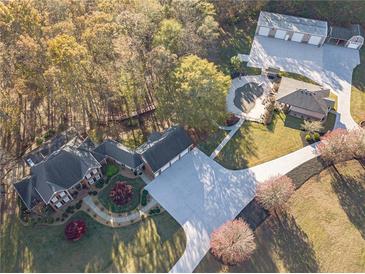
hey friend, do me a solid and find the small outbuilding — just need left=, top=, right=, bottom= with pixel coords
left=327, top=24, right=364, bottom=49
left=256, top=11, right=328, bottom=46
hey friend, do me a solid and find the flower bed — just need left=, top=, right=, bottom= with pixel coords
left=98, top=174, right=145, bottom=213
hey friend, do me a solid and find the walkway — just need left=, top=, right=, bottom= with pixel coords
left=146, top=145, right=318, bottom=273
left=83, top=195, right=158, bottom=226
left=145, top=35, right=361, bottom=273
left=210, top=117, right=244, bottom=159
left=247, top=35, right=360, bottom=129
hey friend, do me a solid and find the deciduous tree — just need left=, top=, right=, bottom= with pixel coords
left=256, top=175, right=295, bottom=214
left=210, top=219, right=256, bottom=265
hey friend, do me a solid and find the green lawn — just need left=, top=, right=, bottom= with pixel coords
left=195, top=160, right=365, bottom=272
left=284, top=112, right=336, bottom=134
left=351, top=46, right=365, bottom=124
left=279, top=71, right=319, bottom=85
left=198, top=129, right=228, bottom=156
left=216, top=111, right=304, bottom=169
left=98, top=174, right=146, bottom=213
left=0, top=211, right=186, bottom=272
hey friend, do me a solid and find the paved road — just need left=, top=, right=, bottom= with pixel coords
left=147, top=35, right=361, bottom=273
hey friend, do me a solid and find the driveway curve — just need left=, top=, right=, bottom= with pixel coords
left=146, top=36, right=361, bottom=273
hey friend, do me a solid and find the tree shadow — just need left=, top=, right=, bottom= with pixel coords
left=330, top=167, right=365, bottom=239
left=270, top=212, right=319, bottom=272
left=216, top=122, right=257, bottom=170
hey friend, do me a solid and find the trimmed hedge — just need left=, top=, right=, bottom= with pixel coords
left=141, top=189, right=148, bottom=206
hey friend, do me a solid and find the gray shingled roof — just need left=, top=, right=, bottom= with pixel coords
left=13, top=177, right=42, bottom=209
left=258, top=11, right=328, bottom=36
left=137, top=126, right=193, bottom=173
left=329, top=24, right=364, bottom=40
left=14, top=143, right=101, bottom=206
left=93, top=140, right=143, bottom=168
left=277, top=77, right=330, bottom=114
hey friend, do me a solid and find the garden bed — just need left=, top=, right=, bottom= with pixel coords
left=98, top=174, right=146, bottom=213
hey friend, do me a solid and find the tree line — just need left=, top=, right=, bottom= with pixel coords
left=0, top=0, right=232, bottom=157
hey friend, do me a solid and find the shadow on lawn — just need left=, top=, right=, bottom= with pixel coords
left=269, top=212, right=319, bottom=272
left=216, top=122, right=257, bottom=169
left=330, top=166, right=365, bottom=239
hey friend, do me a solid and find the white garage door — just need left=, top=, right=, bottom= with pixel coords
left=347, top=42, right=360, bottom=49
left=275, top=29, right=287, bottom=39
left=308, top=35, right=322, bottom=45
left=291, top=32, right=304, bottom=43
left=258, top=26, right=270, bottom=36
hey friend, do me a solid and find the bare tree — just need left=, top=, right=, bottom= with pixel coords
left=317, top=128, right=352, bottom=164
left=210, top=219, right=256, bottom=265
left=256, top=175, right=295, bottom=215
left=301, top=120, right=323, bottom=133
left=347, top=128, right=365, bottom=161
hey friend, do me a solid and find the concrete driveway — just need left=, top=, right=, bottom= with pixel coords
left=145, top=145, right=318, bottom=272
left=248, top=36, right=360, bottom=129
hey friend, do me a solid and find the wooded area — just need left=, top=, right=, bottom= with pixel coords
left=1, top=0, right=364, bottom=162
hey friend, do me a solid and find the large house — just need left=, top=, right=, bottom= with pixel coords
left=256, top=11, right=364, bottom=49
left=276, top=77, right=335, bottom=121
left=14, top=126, right=193, bottom=212
left=14, top=138, right=102, bottom=212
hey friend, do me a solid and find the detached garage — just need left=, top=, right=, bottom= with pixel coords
left=256, top=11, right=328, bottom=47
left=327, top=24, right=364, bottom=50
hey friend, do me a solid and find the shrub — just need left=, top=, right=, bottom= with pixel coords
left=66, top=206, right=75, bottom=214
left=43, top=129, right=56, bottom=140
left=95, top=179, right=104, bottom=189
left=109, top=182, right=133, bottom=205
left=92, top=191, right=98, bottom=196
left=106, top=164, right=119, bottom=177
left=210, top=219, right=256, bottom=265
left=62, top=213, right=68, bottom=218
left=75, top=200, right=82, bottom=209
left=47, top=217, right=54, bottom=224
left=313, top=132, right=320, bottom=141
left=56, top=217, right=60, bottom=222
left=305, top=133, right=312, bottom=141
left=35, top=137, right=44, bottom=146
left=141, top=189, right=148, bottom=206
left=65, top=220, right=87, bottom=241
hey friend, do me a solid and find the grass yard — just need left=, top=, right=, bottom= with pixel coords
left=198, top=129, right=228, bottom=156
left=98, top=174, right=145, bottom=213
left=195, top=159, right=365, bottom=272
left=351, top=46, right=365, bottom=124
left=216, top=111, right=304, bottom=169
left=0, top=211, right=186, bottom=273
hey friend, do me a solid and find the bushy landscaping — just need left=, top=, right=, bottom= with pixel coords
left=105, top=164, right=119, bottom=178
left=0, top=211, right=186, bottom=272
left=195, top=159, right=365, bottom=272
left=98, top=174, right=145, bottom=213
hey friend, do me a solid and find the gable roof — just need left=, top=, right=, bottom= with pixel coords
left=137, top=126, right=193, bottom=173
left=13, top=177, right=42, bottom=209
left=92, top=140, right=143, bottom=168
left=277, top=77, right=330, bottom=114
left=14, top=138, right=101, bottom=207
left=258, top=11, right=328, bottom=37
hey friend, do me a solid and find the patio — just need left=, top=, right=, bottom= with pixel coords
left=227, top=75, right=273, bottom=121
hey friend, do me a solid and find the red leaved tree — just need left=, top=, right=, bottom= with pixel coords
left=65, top=220, right=87, bottom=241
left=317, top=128, right=352, bottom=164
left=210, top=219, right=256, bottom=265
left=256, top=175, right=295, bottom=215
left=347, top=128, right=365, bottom=160
left=109, top=182, right=133, bottom=205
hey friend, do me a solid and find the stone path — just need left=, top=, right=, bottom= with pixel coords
left=83, top=194, right=158, bottom=226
